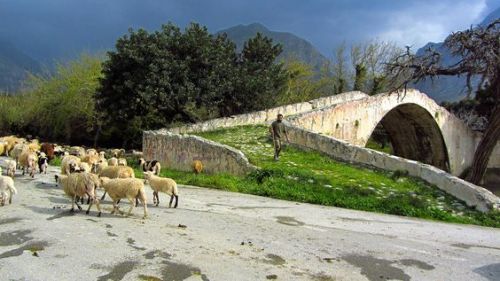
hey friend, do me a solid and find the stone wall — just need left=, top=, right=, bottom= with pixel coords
left=169, top=91, right=368, bottom=134
left=143, top=91, right=368, bottom=177
left=143, top=130, right=257, bottom=176
left=284, top=123, right=500, bottom=212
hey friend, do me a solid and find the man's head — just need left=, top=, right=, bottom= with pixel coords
left=277, top=114, right=283, bottom=122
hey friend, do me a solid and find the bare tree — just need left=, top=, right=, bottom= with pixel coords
left=387, top=20, right=500, bottom=184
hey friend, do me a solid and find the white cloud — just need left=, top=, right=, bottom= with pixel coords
left=377, top=0, right=487, bottom=47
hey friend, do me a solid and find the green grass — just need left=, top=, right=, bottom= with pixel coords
left=365, top=139, right=393, bottom=154
left=183, top=125, right=498, bottom=228
left=50, top=156, right=62, bottom=167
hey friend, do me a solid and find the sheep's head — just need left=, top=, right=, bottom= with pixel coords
left=100, top=177, right=111, bottom=186
left=69, top=163, right=79, bottom=173
left=143, top=171, right=153, bottom=180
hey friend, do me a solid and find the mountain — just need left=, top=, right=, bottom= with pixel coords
left=414, top=7, right=499, bottom=103
left=0, top=39, right=42, bottom=93
left=218, top=23, right=330, bottom=73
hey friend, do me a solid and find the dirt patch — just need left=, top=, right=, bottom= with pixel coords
left=106, top=231, right=118, bottom=237
left=262, top=254, right=286, bottom=266
left=337, top=216, right=412, bottom=225
left=234, top=206, right=289, bottom=210
left=0, top=217, right=22, bottom=225
left=451, top=243, right=500, bottom=251
left=160, top=260, right=209, bottom=281
left=138, top=275, right=162, bottom=281
left=342, top=254, right=410, bottom=281
left=127, top=238, right=146, bottom=251
left=473, top=263, right=500, bottom=281
left=96, top=260, right=139, bottom=281
left=105, top=224, right=113, bottom=229
left=143, top=250, right=171, bottom=260
left=46, top=196, right=69, bottom=204
left=310, top=273, right=336, bottom=281
left=275, top=216, right=305, bottom=226
left=399, top=259, right=435, bottom=270
left=0, top=229, right=33, bottom=246
left=46, top=210, right=76, bottom=221
left=0, top=241, right=49, bottom=259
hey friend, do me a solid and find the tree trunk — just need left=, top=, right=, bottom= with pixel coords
left=93, top=124, right=101, bottom=148
left=466, top=105, right=500, bottom=184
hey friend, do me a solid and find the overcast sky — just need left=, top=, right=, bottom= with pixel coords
left=0, top=0, right=499, bottom=62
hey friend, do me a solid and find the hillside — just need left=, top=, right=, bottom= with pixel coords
left=218, top=23, right=330, bottom=73
left=0, top=39, right=42, bottom=93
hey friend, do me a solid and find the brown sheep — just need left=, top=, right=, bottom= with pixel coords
left=40, top=143, right=55, bottom=160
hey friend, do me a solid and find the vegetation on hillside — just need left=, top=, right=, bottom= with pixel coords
left=0, top=54, right=101, bottom=146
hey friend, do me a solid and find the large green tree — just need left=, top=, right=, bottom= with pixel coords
left=96, top=23, right=286, bottom=147
left=234, top=33, right=288, bottom=113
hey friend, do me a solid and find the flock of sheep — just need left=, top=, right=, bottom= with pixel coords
left=0, top=135, right=179, bottom=219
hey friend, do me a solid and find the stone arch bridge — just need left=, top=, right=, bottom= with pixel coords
left=287, top=89, right=498, bottom=177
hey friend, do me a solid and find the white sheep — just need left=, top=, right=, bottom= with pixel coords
left=56, top=173, right=102, bottom=216
left=0, top=175, right=17, bottom=206
left=100, top=177, right=148, bottom=218
left=4, top=159, right=16, bottom=178
left=143, top=171, right=179, bottom=208
left=108, top=148, right=125, bottom=158
left=86, top=148, right=98, bottom=156
left=139, top=158, right=161, bottom=176
left=108, top=157, right=118, bottom=166
left=18, top=150, right=37, bottom=178
left=61, top=155, right=81, bottom=175
left=98, top=166, right=135, bottom=200
left=0, top=140, right=7, bottom=156
left=93, top=158, right=108, bottom=174
left=117, top=158, right=127, bottom=166
left=77, top=162, right=92, bottom=173
left=69, top=146, right=86, bottom=158
left=82, top=154, right=100, bottom=167
left=10, top=143, right=29, bottom=163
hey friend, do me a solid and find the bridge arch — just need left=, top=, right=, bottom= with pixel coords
left=287, top=89, right=481, bottom=176
left=366, top=103, right=450, bottom=172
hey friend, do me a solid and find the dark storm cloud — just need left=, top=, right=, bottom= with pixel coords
left=0, top=0, right=498, bottom=62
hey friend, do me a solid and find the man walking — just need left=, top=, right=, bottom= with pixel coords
left=269, top=113, right=289, bottom=161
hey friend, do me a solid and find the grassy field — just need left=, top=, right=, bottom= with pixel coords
left=51, top=126, right=500, bottom=228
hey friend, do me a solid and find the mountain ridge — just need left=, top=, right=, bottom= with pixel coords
left=218, top=23, right=330, bottom=73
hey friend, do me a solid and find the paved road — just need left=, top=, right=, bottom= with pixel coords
left=0, top=157, right=499, bottom=281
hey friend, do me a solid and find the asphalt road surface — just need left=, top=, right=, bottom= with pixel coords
left=0, top=157, right=499, bottom=281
